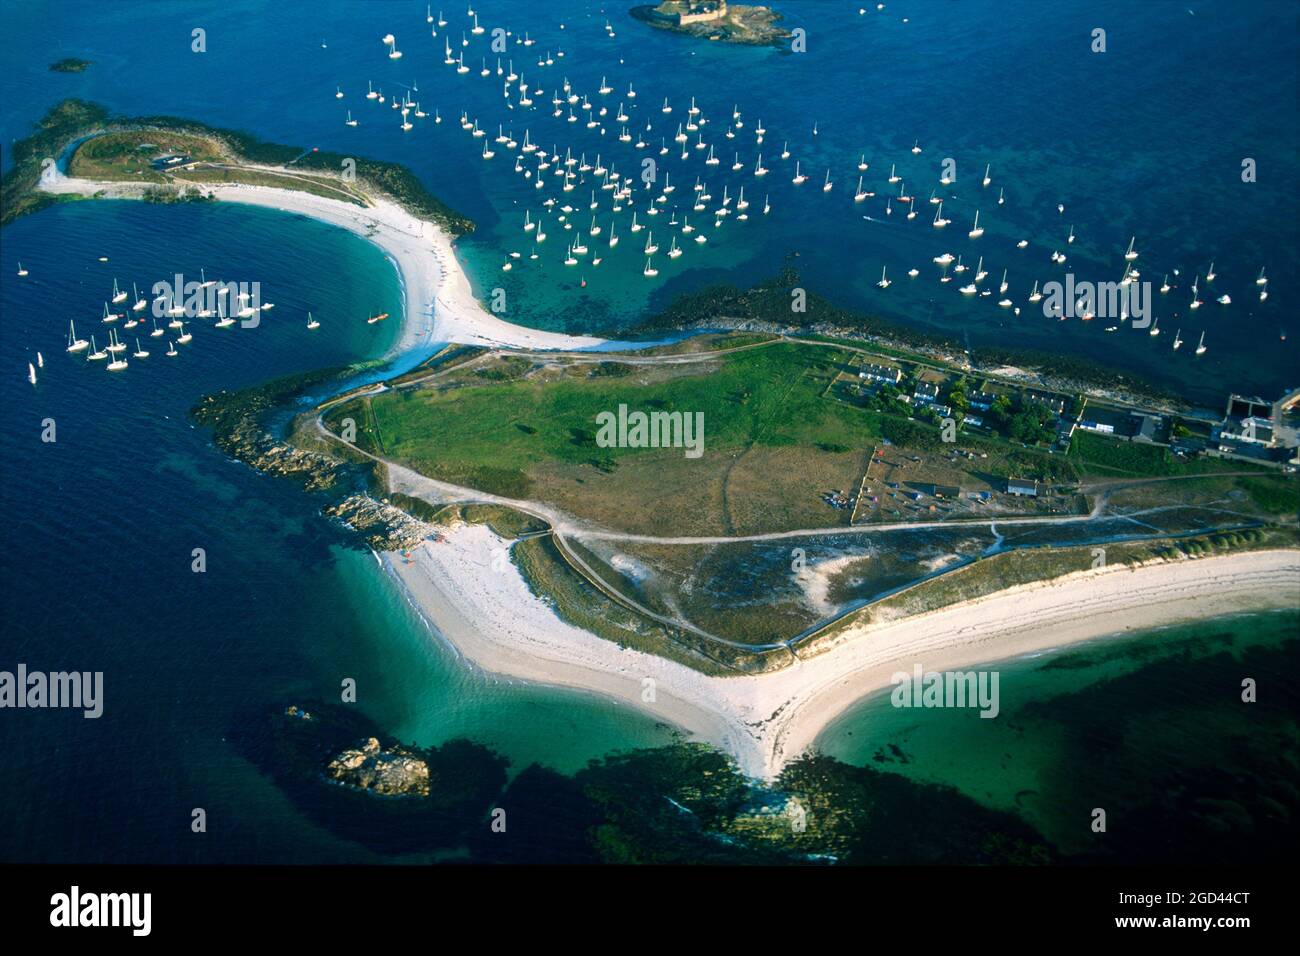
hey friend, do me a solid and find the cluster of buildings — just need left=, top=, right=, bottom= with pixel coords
left=1205, top=391, right=1300, bottom=468
left=650, top=0, right=729, bottom=26
left=849, top=354, right=1300, bottom=474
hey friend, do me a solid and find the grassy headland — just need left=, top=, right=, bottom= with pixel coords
left=1, top=99, right=474, bottom=234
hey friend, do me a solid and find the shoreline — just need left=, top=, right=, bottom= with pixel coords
left=38, top=168, right=1300, bottom=781
left=385, top=528, right=1299, bottom=779
left=38, top=170, right=609, bottom=355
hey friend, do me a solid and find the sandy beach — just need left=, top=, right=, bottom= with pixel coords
left=388, top=526, right=1299, bottom=779
left=39, top=169, right=607, bottom=354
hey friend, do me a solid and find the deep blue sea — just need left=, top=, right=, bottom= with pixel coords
left=1, top=0, right=1296, bottom=863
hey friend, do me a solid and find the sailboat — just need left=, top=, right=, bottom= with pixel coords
left=999, top=269, right=1009, bottom=294
left=822, top=168, right=833, bottom=192
left=1206, top=260, right=1217, bottom=282
left=1256, top=267, right=1268, bottom=286
left=1124, top=237, right=1139, bottom=261
left=150, top=315, right=164, bottom=338
left=166, top=340, right=178, bottom=357
left=1195, top=332, right=1206, bottom=355
left=668, top=237, right=682, bottom=259
left=1190, top=278, right=1203, bottom=310
left=1160, top=274, right=1170, bottom=294
left=982, top=164, right=991, bottom=188
left=643, top=257, right=658, bottom=277
left=133, top=338, right=149, bottom=359
left=933, top=202, right=949, bottom=228
left=16, top=262, right=28, bottom=277
left=997, top=187, right=1005, bottom=205
left=792, top=162, right=807, bottom=185
left=66, top=320, right=89, bottom=353
left=177, top=322, right=192, bottom=344
left=27, top=362, right=36, bottom=386
left=106, top=332, right=129, bottom=372
left=968, top=210, right=984, bottom=239
left=345, top=110, right=358, bottom=127
left=1149, top=316, right=1160, bottom=337
left=1172, top=329, right=1182, bottom=351
left=87, top=336, right=107, bottom=361
left=877, top=266, right=891, bottom=289
left=854, top=176, right=868, bottom=202
left=131, top=283, right=147, bottom=312
left=111, top=278, right=127, bottom=304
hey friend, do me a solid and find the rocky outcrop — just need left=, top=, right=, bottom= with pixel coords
left=324, top=495, right=432, bottom=551
left=326, top=736, right=431, bottom=797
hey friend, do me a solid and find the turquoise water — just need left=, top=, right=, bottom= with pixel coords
left=0, top=201, right=675, bottom=864
left=1, top=1, right=1297, bottom=863
left=817, top=610, right=1300, bottom=856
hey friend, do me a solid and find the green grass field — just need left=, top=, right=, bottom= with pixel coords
left=330, top=342, right=888, bottom=534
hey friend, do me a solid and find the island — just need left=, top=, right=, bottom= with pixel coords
left=49, top=57, right=92, bottom=73
left=630, top=1, right=791, bottom=46
left=200, top=324, right=1300, bottom=779
left=8, top=99, right=1297, bottom=786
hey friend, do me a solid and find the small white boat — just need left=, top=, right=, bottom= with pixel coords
left=27, top=362, right=36, bottom=386
left=968, top=210, right=984, bottom=239
left=166, top=340, right=178, bottom=357
left=66, top=320, right=89, bottom=353
left=1172, top=329, right=1182, bottom=351
left=876, top=266, right=891, bottom=289
left=1195, top=331, right=1206, bottom=355
left=133, top=339, right=149, bottom=359
left=16, top=262, right=28, bottom=277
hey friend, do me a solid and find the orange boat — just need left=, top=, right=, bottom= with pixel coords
left=366, top=312, right=389, bottom=325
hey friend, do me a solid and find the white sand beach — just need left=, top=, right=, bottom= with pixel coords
left=388, top=526, right=1299, bottom=780
left=39, top=169, right=606, bottom=354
